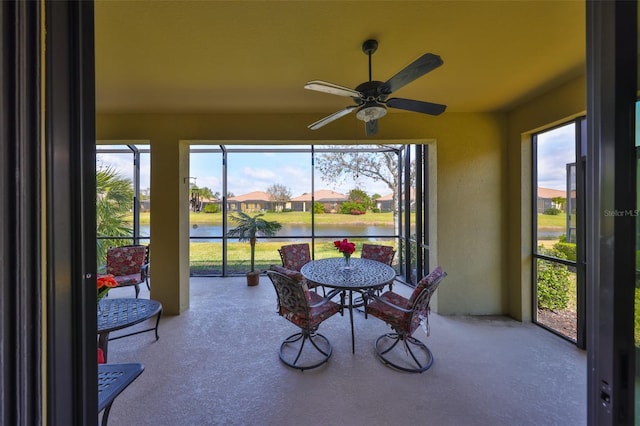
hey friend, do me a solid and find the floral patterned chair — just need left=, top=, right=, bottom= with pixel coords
left=278, top=243, right=311, bottom=271
left=278, top=243, right=321, bottom=292
left=106, top=245, right=149, bottom=298
left=266, top=269, right=342, bottom=371
left=361, top=243, right=396, bottom=292
left=364, top=266, right=446, bottom=373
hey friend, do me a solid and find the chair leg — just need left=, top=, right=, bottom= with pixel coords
left=134, top=284, right=140, bottom=298
left=279, top=331, right=333, bottom=371
left=101, top=403, right=113, bottom=426
left=374, top=332, right=434, bottom=373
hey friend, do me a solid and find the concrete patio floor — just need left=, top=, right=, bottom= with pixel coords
left=101, top=276, right=586, bottom=426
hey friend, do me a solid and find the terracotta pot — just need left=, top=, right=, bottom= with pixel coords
left=246, top=271, right=260, bottom=286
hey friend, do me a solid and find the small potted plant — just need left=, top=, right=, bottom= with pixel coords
left=227, top=212, right=282, bottom=286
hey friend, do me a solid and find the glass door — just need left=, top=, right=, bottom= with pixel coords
left=533, top=120, right=586, bottom=346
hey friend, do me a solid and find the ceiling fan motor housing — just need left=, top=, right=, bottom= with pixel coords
left=305, top=38, right=446, bottom=134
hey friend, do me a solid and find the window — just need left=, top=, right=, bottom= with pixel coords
left=186, top=144, right=430, bottom=283
left=532, top=119, right=586, bottom=345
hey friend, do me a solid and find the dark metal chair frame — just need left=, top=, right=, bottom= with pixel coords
left=364, top=267, right=446, bottom=373
left=266, top=270, right=342, bottom=371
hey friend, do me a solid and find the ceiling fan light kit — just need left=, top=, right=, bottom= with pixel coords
left=304, top=39, right=447, bottom=136
left=356, top=104, right=386, bottom=122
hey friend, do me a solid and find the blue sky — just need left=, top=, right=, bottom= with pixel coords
left=97, top=145, right=392, bottom=198
left=536, top=123, right=575, bottom=190
left=98, top=132, right=581, bottom=196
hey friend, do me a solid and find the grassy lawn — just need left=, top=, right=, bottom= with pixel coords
left=537, top=213, right=567, bottom=228
left=190, top=239, right=396, bottom=274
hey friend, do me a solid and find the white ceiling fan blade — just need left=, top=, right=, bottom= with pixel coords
left=308, top=105, right=357, bottom=130
left=304, top=80, right=362, bottom=98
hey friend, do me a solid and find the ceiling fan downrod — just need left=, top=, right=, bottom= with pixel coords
left=362, top=39, right=378, bottom=82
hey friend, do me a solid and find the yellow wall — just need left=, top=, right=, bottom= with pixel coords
left=97, top=76, right=585, bottom=317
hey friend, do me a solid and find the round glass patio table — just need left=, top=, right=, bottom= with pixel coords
left=301, top=257, right=395, bottom=353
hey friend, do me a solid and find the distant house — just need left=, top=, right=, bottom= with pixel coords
left=200, top=196, right=220, bottom=211
left=139, top=199, right=151, bottom=212
left=537, top=187, right=571, bottom=213
left=227, top=191, right=272, bottom=212
left=375, top=189, right=416, bottom=212
left=289, top=189, right=347, bottom=213
left=375, top=193, right=394, bottom=212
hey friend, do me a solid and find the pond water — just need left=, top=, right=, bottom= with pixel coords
left=139, top=222, right=397, bottom=242
left=537, top=228, right=566, bottom=240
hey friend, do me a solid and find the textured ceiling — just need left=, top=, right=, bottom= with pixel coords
left=95, top=1, right=585, bottom=115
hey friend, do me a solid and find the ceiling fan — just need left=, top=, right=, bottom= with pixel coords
left=305, top=39, right=447, bottom=136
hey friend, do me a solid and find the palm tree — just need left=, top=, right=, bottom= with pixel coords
left=227, top=212, right=281, bottom=281
left=96, top=167, right=134, bottom=268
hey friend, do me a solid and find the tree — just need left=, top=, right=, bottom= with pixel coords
left=316, top=147, right=412, bottom=213
left=227, top=212, right=282, bottom=274
left=266, top=183, right=292, bottom=212
left=96, top=167, right=134, bottom=266
left=551, top=196, right=566, bottom=211
left=198, top=186, right=214, bottom=200
left=348, top=188, right=373, bottom=210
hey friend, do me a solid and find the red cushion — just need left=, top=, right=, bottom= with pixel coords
left=114, top=273, right=142, bottom=287
left=361, top=244, right=395, bottom=266
left=283, top=292, right=340, bottom=329
left=106, top=245, right=146, bottom=276
left=367, top=291, right=412, bottom=331
left=279, top=244, right=311, bottom=272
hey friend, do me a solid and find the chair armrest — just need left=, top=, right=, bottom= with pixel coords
left=308, top=288, right=343, bottom=311
left=141, top=262, right=150, bottom=280
left=363, top=290, right=413, bottom=314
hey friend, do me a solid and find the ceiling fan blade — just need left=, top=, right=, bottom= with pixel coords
left=304, top=80, right=362, bottom=98
left=379, top=53, right=443, bottom=95
left=308, top=105, right=358, bottom=130
left=386, top=98, right=447, bottom=115
left=365, top=119, right=378, bottom=136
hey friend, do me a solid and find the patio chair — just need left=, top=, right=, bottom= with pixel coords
left=361, top=243, right=396, bottom=292
left=266, top=269, right=342, bottom=371
left=106, top=245, right=149, bottom=298
left=278, top=243, right=311, bottom=271
left=364, top=266, right=446, bottom=373
left=278, top=243, right=322, bottom=292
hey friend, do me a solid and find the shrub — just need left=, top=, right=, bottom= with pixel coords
left=537, top=245, right=570, bottom=310
left=313, top=202, right=325, bottom=214
left=203, top=203, right=219, bottom=213
left=544, top=207, right=561, bottom=215
left=339, top=201, right=366, bottom=214
left=371, top=207, right=381, bottom=213
left=552, top=241, right=577, bottom=262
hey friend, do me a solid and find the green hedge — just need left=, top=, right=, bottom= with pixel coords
left=537, top=245, right=570, bottom=310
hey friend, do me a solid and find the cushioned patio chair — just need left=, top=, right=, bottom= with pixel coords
left=361, top=243, right=396, bottom=292
left=278, top=243, right=322, bottom=293
left=278, top=243, right=311, bottom=271
left=266, top=269, right=342, bottom=371
left=106, top=245, right=149, bottom=298
left=364, top=266, right=447, bottom=373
